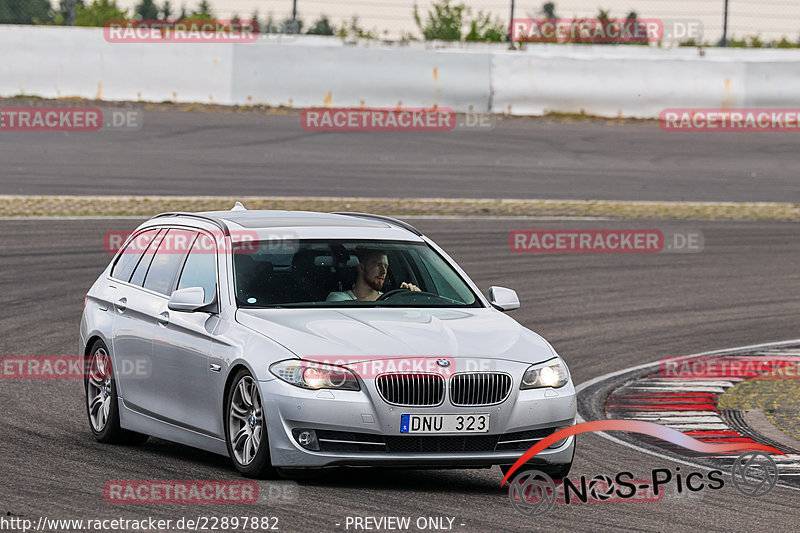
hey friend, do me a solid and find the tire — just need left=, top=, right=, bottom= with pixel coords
left=224, top=368, right=277, bottom=479
left=84, top=339, right=149, bottom=446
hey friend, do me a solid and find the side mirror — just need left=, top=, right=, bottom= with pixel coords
left=168, top=287, right=216, bottom=313
left=489, top=286, right=520, bottom=312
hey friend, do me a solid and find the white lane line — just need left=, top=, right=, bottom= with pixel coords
left=0, top=215, right=615, bottom=221
left=615, top=411, right=722, bottom=417
left=621, top=416, right=727, bottom=424
left=0, top=216, right=148, bottom=220
left=575, top=338, right=800, bottom=493
left=621, top=386, right=729, bottom=393
left=400, top=216, right=614, bottom=221
left=752, top=350, right=800, bottom=356
left=635, top=379, right=739, bottom=386
left=659, top=424, right=732, bottom=430
left=576, top=339, right=800, bottom=393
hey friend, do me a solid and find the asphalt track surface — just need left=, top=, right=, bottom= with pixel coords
left=1, top=217, right=798, bottom=532
left=1, top=111, right=799, bottom=202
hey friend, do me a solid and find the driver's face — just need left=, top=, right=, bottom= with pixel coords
left=361, top=254, right=388, bottom=292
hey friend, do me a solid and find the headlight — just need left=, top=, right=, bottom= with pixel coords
left=520, top=360, right=569, bottom=389
left=269, top=359, right=360, bottom=391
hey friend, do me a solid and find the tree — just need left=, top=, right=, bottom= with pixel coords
left=414, top=0, right=465, bottom=41
left=306, top=15, right=334, bottom=35
left=335, top=15, right=375, bottom=39
left=262, top=12, right=280, bottom=33
left=541, top=2, right=556, bottom=19
left=191, top=0, right=211, bottom=18
left=160, top=1, right=172, bottom=20
left=73, top=0, right=128, bottom=26
left=0, top=0, right=53, bottom=24
left=593, top=8, right=613, bottom=45
left=464, top=11, right=505, bottom=42
left=135, top=0, right=158, bottom=20
left=415, top=0, right=507, bottom=42
left=249, top=9, right=259, bottom=32
left=47, top=0, right=80, bottom=24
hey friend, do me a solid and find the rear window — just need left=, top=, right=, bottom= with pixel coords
left=129, top=229, right=165, bottom=287
left=111, top=229, right=159, bottom=282
left=176, top=233, right=217, bottom=304
left=142, top=229, right=196, bottom=295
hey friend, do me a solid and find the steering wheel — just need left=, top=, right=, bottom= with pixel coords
left=376, top=288, right=410, bottom=301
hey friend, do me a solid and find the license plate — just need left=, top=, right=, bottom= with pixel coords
left=400, top=414, right=490, bottom=434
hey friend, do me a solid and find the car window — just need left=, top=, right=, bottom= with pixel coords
left=142, top=229, right=196, bottom=296
left=129, top=228, right=165, bottom=287
left=409, top=247, right=468, bottom=302
left=176, top=233, right=217, bottom=304
left=111, top=229, right=159, bottom=282
left=232, top=239, right=481, bottom=308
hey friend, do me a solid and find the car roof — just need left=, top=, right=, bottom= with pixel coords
left=144, top=209, right=424, bottom=241
left=208, top=210, right=392, bottom=229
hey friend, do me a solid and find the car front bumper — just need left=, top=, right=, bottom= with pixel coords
left=259, top=369, right=577, bottom=469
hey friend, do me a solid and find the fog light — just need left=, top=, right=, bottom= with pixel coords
left=292, top=428, right=320, bottom=451
left=548, top=427, right=571, bottom=449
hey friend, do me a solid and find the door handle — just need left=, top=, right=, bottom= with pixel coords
left=114, top=297, right=127, bottom=313
left=157, top=311, right=169, bottom=327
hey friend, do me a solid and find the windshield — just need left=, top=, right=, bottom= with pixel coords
left=232, top=239, right=481, bottom=308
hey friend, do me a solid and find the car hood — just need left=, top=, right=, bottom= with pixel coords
left=236, top=307, right=556, bottom=365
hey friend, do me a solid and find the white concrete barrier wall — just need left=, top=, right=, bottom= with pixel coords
left=490, top=52, right=748, bottom=117
left=231, top=43, right=492, bottom=110
left=491, top=46, right=800, bottom=117
left=1, top=25, right=800, bottom=118
left=0, top=26, right=233, bottom=103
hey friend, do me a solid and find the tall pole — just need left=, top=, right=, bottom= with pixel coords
left=291, top=0, right=298, bottom=33
left=721, top=0, right=729, bottom=46
left=69, top=0, right=76, bottom=26
left=508, top=0, right=516, bottom=43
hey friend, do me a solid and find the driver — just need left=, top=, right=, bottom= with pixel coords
left=326, top=248, right=420, bottom=302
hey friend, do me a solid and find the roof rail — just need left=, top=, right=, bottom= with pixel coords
left=150, top=212, right=230, bottom=236
left=331, top=212, right=423, bottom=236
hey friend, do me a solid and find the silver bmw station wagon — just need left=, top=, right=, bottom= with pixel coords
left=80, top=206, right=576, bottom=479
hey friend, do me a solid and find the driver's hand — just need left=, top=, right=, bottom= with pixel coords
left=401, top=282, right=421, bottom=292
